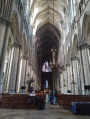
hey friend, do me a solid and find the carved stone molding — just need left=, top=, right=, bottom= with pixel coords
left=71, top=56, right=80, bottom=61
left=32, top=66, right=35, bottom=71
left=11, top=42, right=22, bottom=48
left=79, top=43, right=90, bottom=50
left=0, top=17, right=11, bottom=26
left=28, top=62, right=31, bottom=66
left=21, top=55, right=28, bottom=60
left=59, top=65, right=66, bottom=71
left=59, top=69, right=62, bottom=74
left=66, top=63, right=70, bottom=67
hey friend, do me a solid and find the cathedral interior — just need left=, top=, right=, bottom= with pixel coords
left=0, top=0, right=90, bottom=118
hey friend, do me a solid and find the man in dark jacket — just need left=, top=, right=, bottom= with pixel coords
left=53, top=89, right=57, bottom=105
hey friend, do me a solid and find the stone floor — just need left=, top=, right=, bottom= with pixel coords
left=0, top=102, right=90, bottom=119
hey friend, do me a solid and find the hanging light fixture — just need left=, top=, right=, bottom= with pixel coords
left=49, top=0, right=59, bottom=70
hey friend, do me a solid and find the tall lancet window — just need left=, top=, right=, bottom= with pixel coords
left=46, top=80, right=48, bottom=88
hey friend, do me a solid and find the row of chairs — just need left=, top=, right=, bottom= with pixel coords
left=57, top=94, right=90, bottom=110
left=0, top=93, right=46, bottom=109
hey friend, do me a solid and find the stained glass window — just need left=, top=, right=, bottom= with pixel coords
left=42, top=61, right=52, bottom=72
left=46, top=80, right=48, bottom=88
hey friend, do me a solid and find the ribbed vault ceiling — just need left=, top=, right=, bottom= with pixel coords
left=30, top=0, right=68, bottom=64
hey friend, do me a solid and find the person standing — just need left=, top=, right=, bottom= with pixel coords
left=49, top=90, right=53, bottom=105
left=53, top=89, right=57, bottom=105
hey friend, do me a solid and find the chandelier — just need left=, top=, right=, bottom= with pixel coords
left=49, top=0, right=59, bottom=70
left=50, top=47, right=59, bottom=70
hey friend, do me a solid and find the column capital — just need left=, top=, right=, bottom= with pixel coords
left=32, top=66, right=35, bottom=71
left=79, top=43, right=90, bottom=50
left=11, top=42, right=22, bottom=48
left=59, top=69, right=62, bottom=74
left=66, top=63, right=70, bottom=67
left=71, top=56, right=80, bottom=61
left=0, top=17, right=11, bottom=26
left=59, top=65, right=66, bottom=71
left=28, top=62, right=31, bottom=66
left=21, top=55, right=28, bottom=60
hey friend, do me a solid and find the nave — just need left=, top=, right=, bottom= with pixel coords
left=0, top=0, right=90, bottom=95
left=0, top=0, right=90, bottom=117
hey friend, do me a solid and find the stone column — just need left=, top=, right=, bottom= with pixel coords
left=0, top=0, right=13, bottom=93
left=71, top=56, right=81, bottom=94
left=69, top=62, right=74, bottom=94
left=66, top=63, right=72, bottom=94
left=25, top=61, right=31, bottom=93
left=63, top=69, right=67, bottom=94
left=30, top=67, right=35, bottom=92
left=24, top=58, right=28, bottom=93
left=56, top=69, right=61, bottom=91
left=60, top=72, right=63, bottom=93
left=17, top=55, right=27, bottom=93
left=3, top=44, right=12, bottom=93
left=32, top=70, right=35, bottom=91
left=31, top=35, right=35, bottom=72
left=62, top=71, right=65, bottom=94
left=53, top=70, right=56, bottom=89
left=0, top=23, right=6, bottom=58
left=79, top=43, right=90, bottom=94
left=4, top=46, right=14, bottom=93
left=0, top=21, right=11, bottom=93
left=7, top=42, right=21, bottom=93
left=0, top=0, right=13, bottom=58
